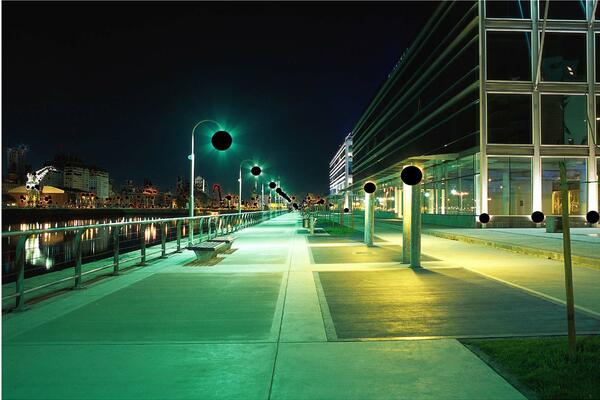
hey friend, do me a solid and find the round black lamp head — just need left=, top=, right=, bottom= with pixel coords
left=586, top=210, right=599, bottom=224
left=269, top=181, right=277, bottom=189
left=401, top=165, right=423, bottom=185
left=251, top=166, right=262, bottom=176
left=363, top=182, right=376, bottom=194
left=211, top=130, right=232, bottom=151
left=478, top=213, right=490, bottom=224
left=531, top=211, right=545, bottom=223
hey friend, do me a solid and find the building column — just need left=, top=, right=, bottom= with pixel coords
left=402, top=182, right=411, bottom=263
left=531, top=0, right=543, bottom=214
left=587, top=0, right=598, bottom=213
left=410, top=183, right=422, bottom=268
left=478, top=0, right=488, bottom=216
left=364, top=192, right=374, bottom=247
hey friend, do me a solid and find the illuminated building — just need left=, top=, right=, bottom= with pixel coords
left=329, top=132, right=353, bottom=208
left=350, top=0, right=599, bottom=227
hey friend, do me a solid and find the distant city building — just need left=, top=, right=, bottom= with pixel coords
left=121, top=179, right=137, bottom=195
left=195, top=176, right=206, bottom=193
left=63, top=165, right=90, bottom=192
left=5, top=145, right=29, bottom=183
left=329, top=132, right=353, bottom=207
left=89, top=169, right=109, bottom=200
left=349, top=0, right=599, bottom=227
left=42, top=154, right=110, bottom=206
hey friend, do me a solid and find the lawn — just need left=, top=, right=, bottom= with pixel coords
left=462, top=336, right=600, bottom=400
left=316, top=219, right=357, bottom=236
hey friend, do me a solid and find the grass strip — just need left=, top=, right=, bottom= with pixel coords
left=462, top=336, right=600, bottom=400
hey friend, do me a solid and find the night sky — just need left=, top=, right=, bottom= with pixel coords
left=3, top=1, right=438, bottom=197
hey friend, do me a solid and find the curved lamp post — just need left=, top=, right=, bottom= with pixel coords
left=189, top=120, right=231, bottom=244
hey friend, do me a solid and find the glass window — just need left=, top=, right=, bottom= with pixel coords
left=597, top=34, right=600, bottom=82
left=541, top=95, right=587, bottom=145
left=487, top=94, right=532, bottom=144
left=488, top=157, right=532, bottom=215
left=597, top=96, right=600, bottom=144
left=597, top=158, right=600, bottom=211
left=541, top=32, right=586, bottom=82
left=458, top=154, right=475, bottom=177
left=542, top=158, right=587, bottom=215
left=539, top=0, right=586, bottom=20
left=487, top=31, right=532, bottom=81
left=486, top=0, right=531, bottom=19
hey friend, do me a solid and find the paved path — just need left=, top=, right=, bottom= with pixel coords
left=4, top=213, right=536, bottom=399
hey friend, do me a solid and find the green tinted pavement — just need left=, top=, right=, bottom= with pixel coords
left=12, top=212, right=590, bottom=399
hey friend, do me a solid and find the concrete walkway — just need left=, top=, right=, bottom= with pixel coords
left=4, top=213, right=536, bottom=399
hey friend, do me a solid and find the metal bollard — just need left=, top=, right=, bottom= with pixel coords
left=176, top=220, right=182, bottom=252
left=73, top=229, right=84, bottom=289
left=139, top=224, right=146, bottom=265
left=14, top=235, right=28, bottom=311
left=113, top=226, right=120, bottom=275
left=161, top=222, right=167, bottom=258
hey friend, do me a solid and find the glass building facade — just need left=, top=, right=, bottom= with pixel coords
left=349, top=0, right=599, bottom=227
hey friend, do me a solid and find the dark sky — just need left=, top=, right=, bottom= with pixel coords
left=3, top=1, right=438, bottom=197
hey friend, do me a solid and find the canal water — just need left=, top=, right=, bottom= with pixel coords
left=1, top=213, right=222, bottom=283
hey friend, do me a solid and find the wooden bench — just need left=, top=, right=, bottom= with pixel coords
left=188, top=241, right=227, bottom=262
left=207, top=236, right=235, bottom=251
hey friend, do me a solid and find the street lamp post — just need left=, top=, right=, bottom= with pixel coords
left=238, top=160, right=262, bottom=214
left=238, top=159, right=253, bottom=215
left=189, top=120, right=231, bottom=245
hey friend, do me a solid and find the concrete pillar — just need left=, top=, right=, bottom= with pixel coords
left=364, top=192, right=374, bottom=247
left=402, top=183, right=412, bottom=263
left=410, top=183, right=422, bottom=268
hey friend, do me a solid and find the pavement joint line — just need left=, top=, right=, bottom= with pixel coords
left=464, top=267, right=600, bottom=318
left=312, top=271, right=338, bottom=341
left=266, top=218, right=296, bottom=400
left=306, top=235, right=316, bottom=265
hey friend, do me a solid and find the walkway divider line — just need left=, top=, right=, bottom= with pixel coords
left=465, top=267, right=600, bottom=318
left=267, top=214, right=297, bottom=400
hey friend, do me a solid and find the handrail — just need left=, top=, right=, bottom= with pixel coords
left=2, top=209, right=287, bottom=311
left=1, top=210, right=271, bottom=237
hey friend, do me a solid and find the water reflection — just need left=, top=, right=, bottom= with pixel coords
left=2, top=217, right=180, bottom=282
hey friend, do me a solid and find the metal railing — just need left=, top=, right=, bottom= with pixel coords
left=2, top=210, right=287, bottom=311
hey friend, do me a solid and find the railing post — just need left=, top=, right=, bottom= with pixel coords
left=73, top=229, right=84, bottom=289
left=139, top=224, right=146, bottom=265
left=14, top=235, right=28, bottom=312
left=207, top=216, right=212, bottom=239
left=161, top=222, right=167, bottom=258
left=113, top=226, right=120, bottom=275
left=176, top=219, right=182, bottom=252
left=188, top=219, right=194, bottom=246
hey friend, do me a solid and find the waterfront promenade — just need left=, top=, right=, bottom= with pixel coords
left=4, top=213, right=600, bottom=399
